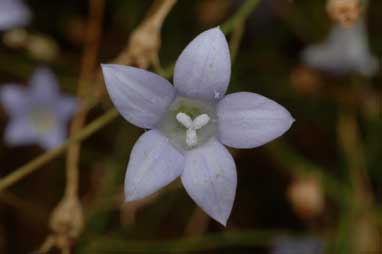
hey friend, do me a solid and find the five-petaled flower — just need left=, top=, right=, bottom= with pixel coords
left=302, top=21, right=378, bottom=77
left=0, top=67, right=77, bottom=150
left=102, top=27, right=294, bottom=225
left=0, top=0, right=31, bottom=31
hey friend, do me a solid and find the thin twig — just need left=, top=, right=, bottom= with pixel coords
left=0, top=109, right=119, bottom=192
left=221, top=0, right=260, bottom=33
left=82, top=230, right=277, bottom=253
left=40, top=1, right=105, bottom=253
left=229, top=20, right=245, bottom=62
left=336, top=109, right=379, bottom=253
left=66, top=0, right=104, bottom=199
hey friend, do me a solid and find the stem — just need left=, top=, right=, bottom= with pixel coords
left=337, top=110, right=373, bottom=206
left=229, top=20, right=245, bottom=62
left=336, top=109, right=378, bottom=253
left=82, top=230, right=277, bottom=253
left=266, top=141, right=351, bottom=206
left=221, top=0, right=260, bottom=34
left=0, top=109, right=119, bottom=192
left=65, top=0, right=104, bottom=198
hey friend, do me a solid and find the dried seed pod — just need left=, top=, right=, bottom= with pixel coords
left=49, top=196, right=84, bottom=239
left=327, top=0, right=361, bottom=27
left=287, top=175, right=324, bottom=220
left=290, top=66, right=321, bottom=95
left=26, top=34, right=59, bottom=61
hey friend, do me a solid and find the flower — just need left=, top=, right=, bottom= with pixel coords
left=271, top=236, right=324, bottom=254
left=102, top=27, right=294, bottom=225
left=0, top=67, right=77, bottom=150
left=302, top=21, right=378, bottom=77
left=0, top=0, right=31, bottom=31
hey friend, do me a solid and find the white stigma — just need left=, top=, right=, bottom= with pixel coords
left=176, top=112, right=210, bottom=147
left=176, top=113, right=193, bottom=129
left=186, top=129, right=197, bottom=147
left=193, top=114, right=210, bottom=130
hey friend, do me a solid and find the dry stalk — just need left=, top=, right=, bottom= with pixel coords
left=337, top=111, right=379, bottom=253
left=40, top=1, right=177, bottom=253
left=40, top=0, right=104, bottom=253
left=93, top=0, right=177, bottom=101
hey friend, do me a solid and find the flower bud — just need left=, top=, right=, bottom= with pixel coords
left=2, top=28, right=28, bottom=48
left=327, top=0, right=361, bottom=27
left=26, top=34, right=59, bottom=61
left=287, top=175, right=324, bottom=220
left=290, top=66, right=321, bottom=95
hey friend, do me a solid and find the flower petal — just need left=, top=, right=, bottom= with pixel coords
left=38, top=124, right=66, bottom=150
left=102, top=64, right=176, bottom=129
left=125, top=130, right=184, bottom=202
left=0, top=84, right=29, bottom=115
left=181, top=138, right=237, bottom=226
left=4, top=117, right=37, bottom=146
left=302, top=21, right=378, bottom=77
left=30, top=67, right=60, bottom=102
left=217, top=92, right=294, bottom=149
left=0, top=0, right=31, bottom=30
left=174, top=27, right=231, bottom=101
left=56, top=96, right=78, bottom=121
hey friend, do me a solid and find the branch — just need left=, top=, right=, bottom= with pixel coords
left=0, top=109, right=119, bottom=192
left=82, top=230, right=275, bottom=253
left=221, top=0, right=260, bottom=33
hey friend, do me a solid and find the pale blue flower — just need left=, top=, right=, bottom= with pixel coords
left=0, top=67, right=77, bottom=150
left=271, top=236, right=324, bottom=254
left=0, top=0, right=31, bottom=31
left=302, top=21, right=378, bottom=77
left=102, top=27, right=294, bottom=225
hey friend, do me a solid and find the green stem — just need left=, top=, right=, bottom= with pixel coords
left=81, top=230, right=277, bottom=253
left=266, top=141, right=351, bottom=206
left=221, top=0, right=260, bottom=34
left=0, top=109, right=119, bottom=192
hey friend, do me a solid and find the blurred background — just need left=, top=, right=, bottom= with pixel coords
left=0, top=0, right=381, bottom=253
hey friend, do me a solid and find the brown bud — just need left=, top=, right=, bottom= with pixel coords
left=287, top=175, right=324, bottom=220
left=327, top=0, right=361, bottom=27
left=26, top=34, right=59, bottom=62
left=2, top=29, right=28, bottom=48
left=290, top=66, right=321, bottom=95
left=196, top=0, right=230, bottom=27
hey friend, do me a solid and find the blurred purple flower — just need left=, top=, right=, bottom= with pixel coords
left=271, top=236, right=324, bottom=254
left=0, top=0, right=31, bottom=31
left=302, top=21, right=378, bottom=77
left=102, top=27, right=294, bottom=225
left=0, top=67, right=77, bottom=150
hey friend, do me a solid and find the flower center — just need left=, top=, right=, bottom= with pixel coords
left=158, top=97, right=217, bottom=152
left=176, top=112, right=210, bottom=147
left=28, top=106, right=56, bottom=134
